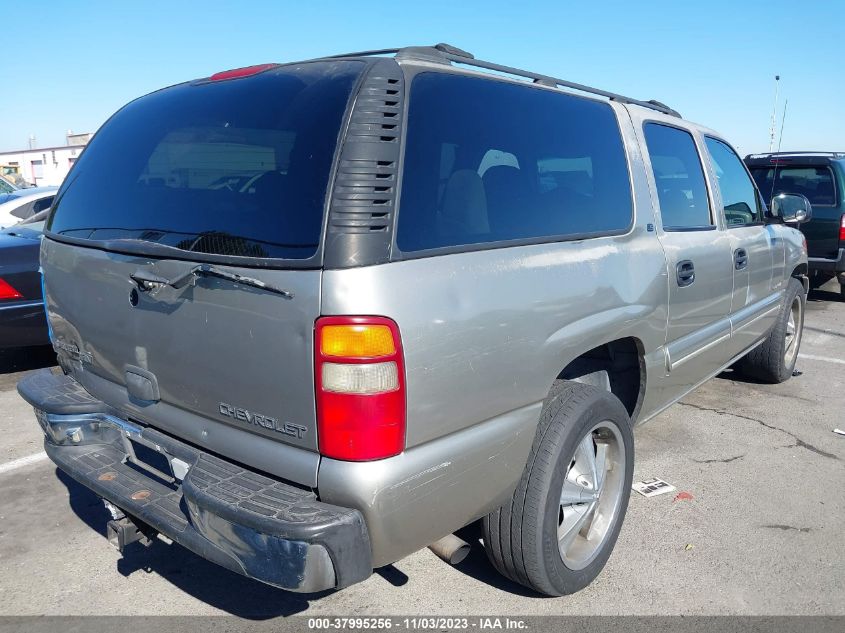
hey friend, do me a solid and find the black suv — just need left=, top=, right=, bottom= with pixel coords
left=745, top=152, right=845, bottom=297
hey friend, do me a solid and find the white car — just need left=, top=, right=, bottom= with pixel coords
left=0, top=178, right=17, bottom=194
left=0, top=187, right=58, bottom=229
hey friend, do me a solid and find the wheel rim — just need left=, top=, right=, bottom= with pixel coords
left=557, top=421, right=626, bottom=570
left=784, top=294, right=803, bottom=367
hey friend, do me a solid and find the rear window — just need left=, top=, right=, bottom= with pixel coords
left=396, top=73, right=632, bottom=253
left=750, top=166, right=837, bottom=207
left=48, top=61, right=363, bottom=261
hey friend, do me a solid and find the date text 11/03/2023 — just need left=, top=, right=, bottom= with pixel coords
left=307, top=617, right=528, bottom=630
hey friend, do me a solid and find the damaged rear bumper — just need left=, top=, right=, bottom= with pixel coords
left=18, top=368, right=372, bottom=593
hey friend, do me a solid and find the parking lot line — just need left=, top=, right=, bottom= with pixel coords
left=798, top=353, right=845, bottom=366
left=0, top=451, right=47, bottom=476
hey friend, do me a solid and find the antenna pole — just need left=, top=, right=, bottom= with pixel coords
left=768, top=75, right=780, bottom=152
left=776, top=99, right=789, bottom=153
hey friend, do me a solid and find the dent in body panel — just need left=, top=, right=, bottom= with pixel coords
left=318, top=402, right=541, bottom=567
left=322, top=231, right=667, bottom=449
left=40, top=238, right=323, bottom=455
left=780, top=225, right=807, bottom=276
left=58, top=356, right=322, bottom=488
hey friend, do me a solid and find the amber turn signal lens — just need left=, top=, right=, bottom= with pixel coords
left=320, top=324, right=396, bottom=358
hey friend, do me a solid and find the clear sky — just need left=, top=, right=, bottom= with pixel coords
left=2, top=0, right=843, bottom=155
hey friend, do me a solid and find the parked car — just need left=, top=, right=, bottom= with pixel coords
left=18, top=44, right=809, bottom=597
left=0, top=210, right=49, bottom=348
left=745, top=152, right=845, bottom=298
left=0, top=176, right=17, bottom=194
left=0, top=187, right=58, bottom=229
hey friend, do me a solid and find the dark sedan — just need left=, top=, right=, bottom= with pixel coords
left=0, top=211, right=49, bottom=348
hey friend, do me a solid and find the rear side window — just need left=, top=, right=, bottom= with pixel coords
left=396, top=73, right=632, bottom=253
left=643, top=123, right=712, bottom=230
left=48, top=61, right=363, bottom=261
left=750, top=165, right=837, bottom=207
left=704, top=137, right=763, bottom=226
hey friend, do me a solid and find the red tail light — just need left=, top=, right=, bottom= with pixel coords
left=315, top=316, right=405, bottom=461
left=0, top=278, right=22, bottom=300
left=209, top=63, right=278, bottom=81
left=840, top=215, right=845, bottom=243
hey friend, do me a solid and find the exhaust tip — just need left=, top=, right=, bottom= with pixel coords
left=428, top=534, right=471, bottom=565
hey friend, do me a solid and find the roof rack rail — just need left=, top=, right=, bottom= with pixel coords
left=319, top=43, right=680, bottom=117
left=324, top=47, right=402, bottom=59
left=747, top=151, right=845, bottom=157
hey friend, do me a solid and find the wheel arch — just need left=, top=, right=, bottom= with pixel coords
left=792, top=263, right=809, bottom=294
left=555, top=337, right=646, bottom=423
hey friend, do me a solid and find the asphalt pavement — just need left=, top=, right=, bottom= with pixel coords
left=0, top=281, right=843, bottom=618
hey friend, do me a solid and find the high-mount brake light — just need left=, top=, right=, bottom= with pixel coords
left=315, top=317, right=405, bottom=461
left=209, top=63, right=278, bottom=81
left=0, top=278, right=22, bottom=300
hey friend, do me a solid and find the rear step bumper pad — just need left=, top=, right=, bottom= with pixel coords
left=18, top=368, right=372, bottom=593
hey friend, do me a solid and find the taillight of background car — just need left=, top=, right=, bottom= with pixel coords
left=0, top=278, right=22, bottom=300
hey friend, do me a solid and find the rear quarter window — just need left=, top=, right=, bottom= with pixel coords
left=642, top=123, right=712, bottom=230
left=396, top=73, right=633, bottom=253
left=48, top=61, right=363, bottom=261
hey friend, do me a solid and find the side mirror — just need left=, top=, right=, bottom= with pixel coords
left=771, top=193, right=812, bottom=225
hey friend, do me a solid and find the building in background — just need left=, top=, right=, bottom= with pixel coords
left=0, top=131, right=92, bottom=187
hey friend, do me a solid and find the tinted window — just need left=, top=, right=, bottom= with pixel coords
left=704, top=137, right=763, bottom=226
left=643, top=123, right=711, bottom=229
left=49, top=61, right=363, bottom=260
left=750, top=165, right=837, bottom=207
left=32, top=196, right=54, bottom=214
left=396, top=73, right=632, bottom=252
left=0, top=179, right=13, bottom=194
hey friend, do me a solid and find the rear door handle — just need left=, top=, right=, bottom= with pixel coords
left=734, top=248, right=748, bottom=270
left=676, top=260, right=695, bottom=287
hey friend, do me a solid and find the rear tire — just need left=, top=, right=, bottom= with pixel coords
left=740, top=277, right=805, bottom=383
left=482, top=382, right=634, bottom=596
left=840, top=282, right=845, bottom=302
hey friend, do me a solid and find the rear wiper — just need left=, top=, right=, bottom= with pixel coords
left=131, top=264, right=294, bottom=300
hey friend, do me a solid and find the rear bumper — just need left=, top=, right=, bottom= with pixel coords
left=18, top=369, right=372, bottom=593
left=808, top=247, right=845, bottom=273
left=0, top=300, right=49, bottom=348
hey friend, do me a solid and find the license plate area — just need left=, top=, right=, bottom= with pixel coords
left=122, top=436, right=175, bottom=484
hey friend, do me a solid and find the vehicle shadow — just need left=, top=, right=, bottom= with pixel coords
left=807, top=287, right=841, bottom=303
left=446, top=522, right=546, bottom=599
left=55, top=468, right=329, bottom=619
left=0, top=345, right=56, bottom=375
left=715, top=366, right=771, bottom=385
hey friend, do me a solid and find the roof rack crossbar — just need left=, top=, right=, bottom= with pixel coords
left=315, top=44, right=680, bottom=117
